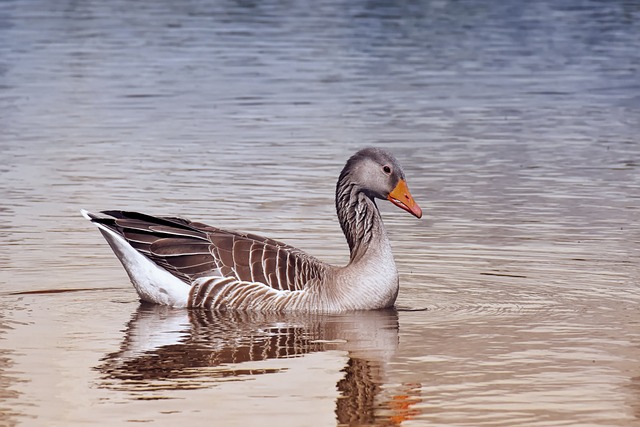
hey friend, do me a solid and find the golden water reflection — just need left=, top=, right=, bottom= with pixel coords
left=97, top=304, right=421, bottom=425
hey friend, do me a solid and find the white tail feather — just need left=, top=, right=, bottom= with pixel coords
left=82, top=209, right=190, bottom=307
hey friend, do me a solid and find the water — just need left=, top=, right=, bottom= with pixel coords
left=1, top=0, right=640, bottom=425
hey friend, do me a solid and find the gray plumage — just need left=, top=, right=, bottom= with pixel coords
left=82, top=148, right=422, bottom=312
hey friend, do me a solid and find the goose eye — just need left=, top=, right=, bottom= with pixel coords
left=383, top=165, right=392, bottom=174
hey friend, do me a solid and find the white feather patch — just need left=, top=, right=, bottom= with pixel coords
left=83, top=210, right=190, bottom=307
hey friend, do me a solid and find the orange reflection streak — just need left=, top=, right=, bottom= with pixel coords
left=386, top=383, right=423, bottom=425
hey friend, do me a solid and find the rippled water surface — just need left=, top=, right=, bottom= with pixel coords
left=1, top=0, right=640, bottom=426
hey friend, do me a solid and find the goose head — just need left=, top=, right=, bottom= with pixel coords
left=339, top=148, right=422, bottom=219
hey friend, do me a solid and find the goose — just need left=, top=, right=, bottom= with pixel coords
left=81, top=147, right=422, bottom=312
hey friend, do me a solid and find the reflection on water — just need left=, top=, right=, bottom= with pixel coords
left=0, top=313, right=21, bottom=427
left=0, top=0, right=639, bottom=425
left=97, top=304, right=420, bottom=425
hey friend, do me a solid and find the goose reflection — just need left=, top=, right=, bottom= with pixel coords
left=97, top=304, right=420, bottom=425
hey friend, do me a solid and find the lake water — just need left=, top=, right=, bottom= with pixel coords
left=1, top=0, right=640, bottom=425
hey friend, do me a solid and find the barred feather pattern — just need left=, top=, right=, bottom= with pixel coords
left=335, top=177, right=377, bottom=262
left=189, top=276, right=312, bottom=311
left=87, top=211, right=329, bottom=311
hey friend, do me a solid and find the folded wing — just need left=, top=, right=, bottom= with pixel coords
left=92, top=210, right=323, bottom=292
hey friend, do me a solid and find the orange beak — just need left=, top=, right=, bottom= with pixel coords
left=387, top=179, right=422, bottom=219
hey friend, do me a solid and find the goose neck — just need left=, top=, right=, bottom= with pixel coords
left=335, top=180, right=389, bottom=264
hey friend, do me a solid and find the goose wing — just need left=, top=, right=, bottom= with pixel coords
left=91, top=210, right=323, bottom=292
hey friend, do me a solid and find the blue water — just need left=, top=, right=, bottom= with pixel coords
left=1, top=1, right=639, bottom=425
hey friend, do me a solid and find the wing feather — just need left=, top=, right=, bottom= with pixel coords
left=286, top=253, right=297, bottom=290
left=150, top=238, right=211, bottom=256
left=232, top=239, right=253, bottom=267
left=88, top=210, right=326, bottom=293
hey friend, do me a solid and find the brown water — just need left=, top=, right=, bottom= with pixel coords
left=1, top=0, right=640, bottom=425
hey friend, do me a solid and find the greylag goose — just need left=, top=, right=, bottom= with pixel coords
left=81, top=148, right=422, bottom=312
